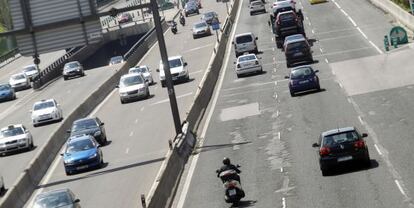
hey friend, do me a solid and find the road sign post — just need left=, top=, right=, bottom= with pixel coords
left=384, top=35, right=389, bottom=51
left=211, top=19, right=220, bottom=42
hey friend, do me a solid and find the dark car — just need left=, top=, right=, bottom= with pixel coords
left=275, top=11, right=303, bottom=37
left=201, top=12, right=218, bottom=25
left=284, top=36, right=313, bottom=67
left=0, top=84, right=15, bottom=102
left=184, top=2, right=199, bottom=17
left=312, top=127, right=371, bottom=176
left=285, top=65, right=320, bottom=96
left=33, top=188, right=81, bottom=208
left=67, top=117, right=107, bottom=145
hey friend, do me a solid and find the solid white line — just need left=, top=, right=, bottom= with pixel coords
left=176, top=1, right=243, bottom=206
left=282, top=197, right=286, bottom=208
left=358, top=116, right=364, bottom=124
left=278, top=132, right=281, bottom=140
left=90, top=89, right=116, bottom=116
left=325, top=58, right=329, bottom=63
left=347, top=98, right=352, bottom=103
left=319, top=48, right=323, bottom=53
left=334, top=1, right=341, bottom=8
left=356, top=27, right=368, bottom=39
left=395, top=180, right=407, bottom=196
left=369, top=40, right=383, bottom=54
left=340, top=9, right=348, bottom=17
left=374, top=144, right=382, bottom=155
left=348, top=16, right=357, bottom=27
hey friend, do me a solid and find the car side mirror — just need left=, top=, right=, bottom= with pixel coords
left=312, top=143, right=320, bottom=148
left=97, top=144, right=101, bottom=148
left=362, top=133, right=368, bottom=138
left=115, top=85, right=119, bottom=88
left=74, top=199, right=80, bottom=203
left=60, top=153, right=64, bottom=156
left=101, top=122, right=105, bottom=126
left=255, top=37, right=258, bottom=40
left=236, top=164, right=241, bottom=168
left=156, top=69, right=160, bottom=72
left=232, top=41, right=234, bottom=44
left=314, top=70, right=319, bottom=73
left=284, top=76, right=290, bottom=79
left=184, top=62, right=188, bottom=66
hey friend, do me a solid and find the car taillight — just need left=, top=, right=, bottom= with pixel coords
left=354, top=140, right=365, bottom=149
left=319, top=146, right=330, bottom=156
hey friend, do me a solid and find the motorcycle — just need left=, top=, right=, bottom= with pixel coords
left=216, top=167, right=245, bottom=207
left=179, top=16, right=185, bottom=26
left=171, top=25, right=177, bottom=34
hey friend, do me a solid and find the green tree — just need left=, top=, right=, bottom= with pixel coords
left=0, top=0, right=12, bottom=30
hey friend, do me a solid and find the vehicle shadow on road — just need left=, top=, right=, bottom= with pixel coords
left=325, top=159, right=379, bottom=177
left=293, top=88, right=326, bottom=97
left=194, top=141, right=252, bottom=154
left=37, top=157, right=165, bottom=189
left=238, top=70, right=268, bottom=78
left=236, top=199, right=258, bottom=207
left=0, top=146, right=38, bottom=157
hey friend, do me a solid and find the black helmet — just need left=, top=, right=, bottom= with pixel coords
left=223, top=157, right=230, bottom=165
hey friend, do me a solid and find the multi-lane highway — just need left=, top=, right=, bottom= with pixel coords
left=177, top=0, right=414, bottom=207
left=24, top=1, right=228, bottom=208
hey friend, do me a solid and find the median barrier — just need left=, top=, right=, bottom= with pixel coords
left=0, top=19, right=169, bottom=208
left=369, top=0, right=414, bottom=31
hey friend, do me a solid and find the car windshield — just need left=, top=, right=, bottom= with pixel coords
left=130, top=67, right=148, bottom=73
left=238, top=55, right=256, bottom=62
left=252, top=1, right=262, bottom=5
left=64, top=62, right=79, bottom=69
left=195, top=22, right=207, bottom=28
left=0, top=85, right=10, bottom=91
left=34, top=101, right=55, bottom=111
left=1, top=127, right=24, bottom=137
left=72, top=119, right=98, bottom=131
left=11, top=74, right=25, bottom=80
left=186, top=3, right=196, bottom=8
left=33, top=191, right=72, bottom=208
left=204, top=12, right=215, bottom=18
left=323, top=131, right=359, bottom=146
left=111, top=56, right=123, bottom=63
left=290, top=67, right=313, bottom=79
left=66, top=138, right=95, bottom=153
left=23, top=66, right=37, bottom=72
left=235, top=35, right=253, bottom=44
left=120, top=75, right=144, bottom=87
left=169, top=58, right=183, bottom=68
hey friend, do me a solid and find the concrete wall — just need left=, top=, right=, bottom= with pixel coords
left=368, top=0, right=414, bottom=31
left=0, top=19, right=169, bottom=208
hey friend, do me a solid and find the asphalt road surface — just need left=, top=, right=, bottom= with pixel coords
left=24, top=1, right=228, bottom=208
left=178, top=0, right=414, bottom=207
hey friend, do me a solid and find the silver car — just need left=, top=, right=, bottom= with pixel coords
left=32, top=189, right=81, bottom=208
left=250, top=0, right=266, bottom=15
left=128, top=65, right=154, bottom=84
left=23, top=64, right=39, bottom=81
left=63, top=61, right=84, bottom=80
left=117, top=73, right=150, bottom=104
left=9, top=73, right=31, bottom=91
left=0, top=124, right=33, bottom=155
left=192, top=21, right=212, bottom=39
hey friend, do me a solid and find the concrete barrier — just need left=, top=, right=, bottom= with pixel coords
left=0, top=19, right=169, bottom=208
left=368, top=0, right=414, bottom=31
left=144, top=1, right=240, bottom=207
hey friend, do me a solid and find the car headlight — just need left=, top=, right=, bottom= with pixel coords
left=94, top=131, right=102, bottom=137
left=88, top=153, right=98, bottom=159
left=179, top=70, right=187, bottom=76
left=120, top=92, right=128, bottom=96
left=18, top=138, right=27, bottom=143
left=64, top=159, right=74, bottom=165
left=0, top=143, right=5, bottom=147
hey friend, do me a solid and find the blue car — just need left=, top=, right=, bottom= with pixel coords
left=0, top=84, right=16, bottom=101
left=285, top=65, right=320, bottom=96
left=61, top=135, right=103, bottom=175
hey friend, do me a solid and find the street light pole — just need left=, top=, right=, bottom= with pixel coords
left=150, top=0, right=182, bottom=135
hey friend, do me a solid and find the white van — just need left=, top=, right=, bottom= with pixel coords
left=156, top=56, right=189, bottom=87
left=233, top=32, right=258, bottom=57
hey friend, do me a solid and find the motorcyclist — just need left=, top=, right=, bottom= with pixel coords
left=217, top=157, right=241, bottom=183
left=179, top=13, right=185, bottom=25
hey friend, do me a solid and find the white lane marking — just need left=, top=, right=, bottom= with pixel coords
left=395, top=180, right=407, bottom=196
left=140, top=106, right=145, bottom=111
left=126, top=148, right=130, bottom=154
left=340, top=9, right=348, bottom=17
left=274, top=81, right=277, bottom=86
left=222, top=81, right=276, bottom=91
left=135, top=119, right=138, bottom=124
left=150, top=92, right=193, bottom=106
left=90, top=89, right=117, bottom=116
left=347, top=16, right=357, bottom=27
left=189, top=70, right=203, bottom=75
left=272, top=37, right=274, bottom=41
left=278, top=132, right=281, bottom=140
left=334, top=1, right=341, bottom=8
left=347, top=98, right=352, bottom=103
left=319, top=48, right=323, bottom=53
left=276, top=110, right=279, bottom=117
left=369, top=40, right=383, bottom=54
left=308, top=22, right=311, bottom=26
left=272, top=47, right=275, bottom=52
left=273, top=68, right=277, bottom=73
left=356, top=27, right=368, bottom=39
left=176, top=0, right=243, bottom=206
left=338, top=82, right=343, bottom=88
left=182, top=43, right=214, bottom=54
left=374, top=144, right=382, bottom=155
left=305, top=16, right=309, bottom=20
left=129, top=131, right=134, bottom=137
left=282, top=197, right=286, bottom=208
left=311, top=29, right=315, bottom=34
left=325, top=58, right=329, bottom=63
left=280, top=167, right=283, bottom=172
left=358, top=116, right=364, bottom=124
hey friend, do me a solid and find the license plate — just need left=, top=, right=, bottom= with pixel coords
left=299, top=80, right=309, bottom=84
left=337, top=156, right=352, bottom=162
left=229, top=189, right=237, bottom=196
left=76, top=165, right=88, bottom=170
left=172, top=77, right=178, bottom=80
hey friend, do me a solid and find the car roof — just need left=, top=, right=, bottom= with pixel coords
left=68, top=134, right=94, bottom=143
left=168, top=55, right=183, bottom=60
left=34, top=98, right=55, bottom=105
left=66, top=61, right=80, bottom=64
left=285, top=37, right=307, bottom=45
left=273, top=1, right=293, bottom=8
left=1, top=124, right=23, bottom=131
left=12, top=72, right=26, bottom=77
left=121, top=73, right=143, bottom=79
left=278, top=10, right=295, bottom=16
left=73, top=117, right=97, bottom=123
left=251, top=0, right=263, bottom=3
left=321, top=127, right=356, bottom=137
left=238, top=53, right=257, bottom=59
left=36, top=188, right=72, bottom=198
left=235, top=32, right=254, bottom=38
left=194, top=21, right=207, bottom=25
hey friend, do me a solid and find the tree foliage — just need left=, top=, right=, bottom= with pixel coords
left=0, top=0, right=12, bottom=30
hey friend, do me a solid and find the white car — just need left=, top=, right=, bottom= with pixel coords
left=234, top=53, right=263, bottom=78
left=272, top=0, right=295, bottom=10
left=250, top=0, right=266, bottom=15
left=0, top=175, right=4, bottom=193
left=22, top=64, right=39, bottom=81
left=128, top=65, right=154, bottom=84
left=117, top=73, right=150, bottom=104
left=31, top=99, right=63, bottom=127
left=9, top=73, right=30, bottom=91
left=157, top=56, right=189, bottom=87
left=0, top=124, right=33, bottom=155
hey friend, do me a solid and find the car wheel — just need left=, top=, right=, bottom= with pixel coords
left=0, top=184, right=4, bottom=193
left=161, top=81, right=166, bottom=87
left=146, top=90, right=150, bottom=98
left=276, top=40, right=282, bottom=48
left=286, top=62, right=291, bottom=68
left=29, top=141, right=34, bottom=150
left=99, top=157, right=104, bottom=168
left=290, top=90, right=295, bottom=97
left=63, top=76, right=67, bottom=81
left=316, top=83, right=321, bottom=91
left=33, top=123, right=38, bottom=128
left=254, top=48, right=259, bottom=54
left=13, top=94, right=16, bottom=100
left=236, top=74, right=241, bottom=78
left=321, top=168, right=329, bottom=176
left=259, top=67, right=263, bottom=74
left=120, top=98, right=125, bottom=104
left=250, top=12, right=253, bottom=16
left=185, top=13, right=188, bottom=17
left=65, top=169, right=72, bottom=176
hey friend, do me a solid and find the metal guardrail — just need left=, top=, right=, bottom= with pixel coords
left=0, top=48, right=19, bottom=64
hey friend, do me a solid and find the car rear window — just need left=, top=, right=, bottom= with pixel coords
left=235, top=35, right=253, bottom=44
left=286, top=41, right=307, bottom=51
left=279, top=13, right=295, bottom=22
left=238, top=55, right=256, bottom=62
left=322, top=131, right=359, bottom=146
left=290, top=67, right=313, bottom=79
